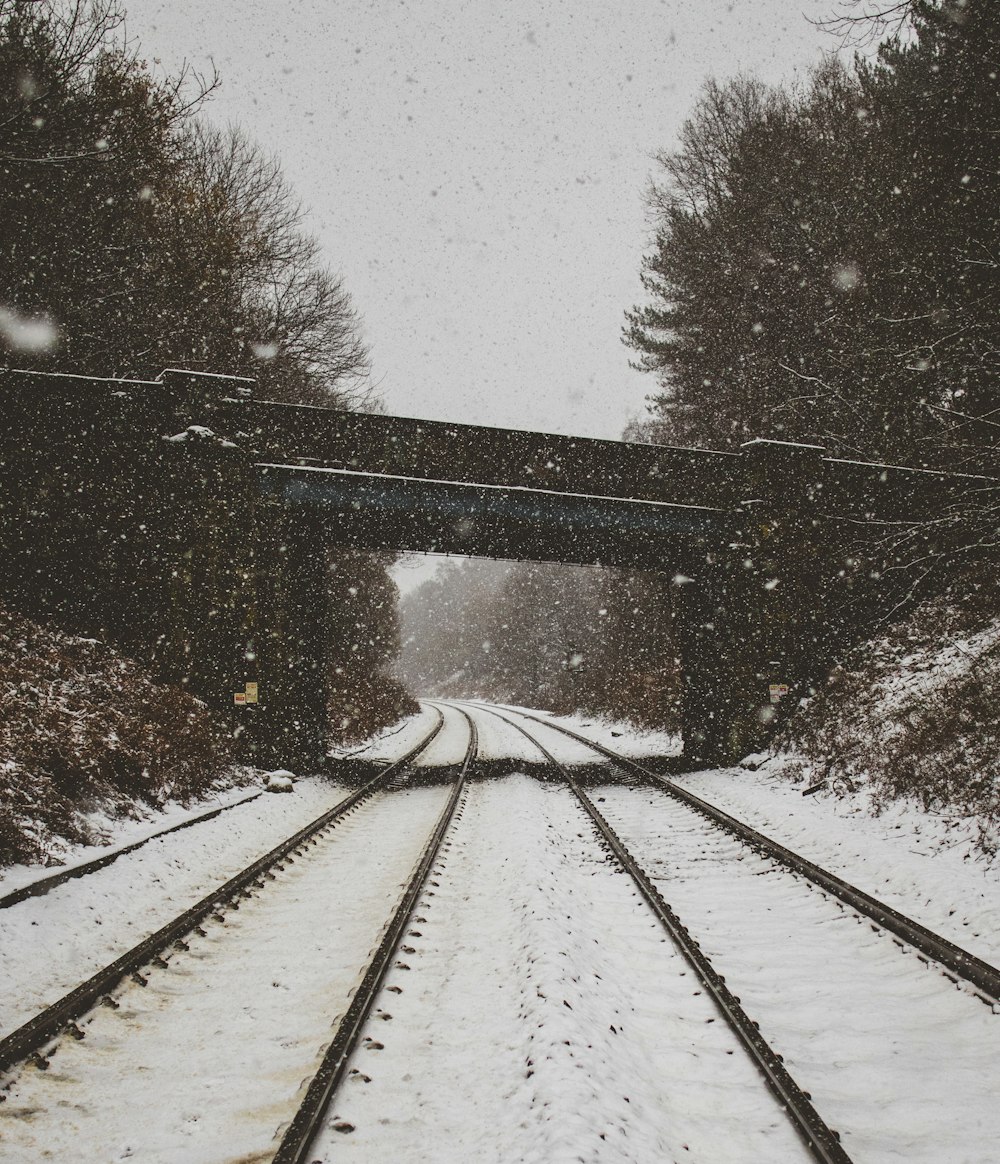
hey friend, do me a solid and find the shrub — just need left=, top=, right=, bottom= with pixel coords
left=0, top=605, right=240, bottom=866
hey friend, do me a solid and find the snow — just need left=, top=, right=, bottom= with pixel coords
left=0, top=307, right=59, bottom=353
left=265, top=773, right=295, bottom=792
left=667, top=764, right=1000, bottom=969
left=411, top=702, right=473, bottom=766
left=328, top=704, right=441, bottom=762
left=0, top=785, right=452, bottom=1162
left=493, top=703, right=682, bottom=758
left=495, top=706, right=1000, bottom=971
left=265, top=768, right=297, bottom=782
left=3, top=701, right=998, bottom=1162
left=0, top=776, right=350, bottom=1039
left=461, top=702, right=547, bottom=763
left=0, top=782, right=262, bottom=902
left=589, top=783, right=1000, bottom=1164
left=309, top=776, right=807, bottom=1163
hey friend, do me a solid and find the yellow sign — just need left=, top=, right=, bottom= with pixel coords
left=245, top=682, right=259, bottom=704
left=768, top=682, right=790, bottom=705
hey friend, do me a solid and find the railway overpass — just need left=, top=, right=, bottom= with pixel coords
left=0, top=367, right=971, bottom=765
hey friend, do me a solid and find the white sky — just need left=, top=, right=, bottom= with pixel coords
left=127, top=0, right=842, bottom=442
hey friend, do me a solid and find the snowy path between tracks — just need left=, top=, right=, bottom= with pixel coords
left=310, top=774, right=808, bottom=1164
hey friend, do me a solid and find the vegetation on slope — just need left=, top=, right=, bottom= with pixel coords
left=770, top=577, right=1000, bottom=854
left=617, top=0, right=1000, bottom=824
left=0, top=605, right=243, bottom=867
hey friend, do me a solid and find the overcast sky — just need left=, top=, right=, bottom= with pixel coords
left=127, top=0, right=843, bottom=444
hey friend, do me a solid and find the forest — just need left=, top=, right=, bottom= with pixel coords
left=0, top=0, right=412, bottom=858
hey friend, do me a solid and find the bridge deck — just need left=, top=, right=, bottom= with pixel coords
left=257, top=463, right=738, bottom=570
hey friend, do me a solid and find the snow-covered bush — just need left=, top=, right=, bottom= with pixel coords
left=771, top=581, right=1000, bottom=854
left=0, top=606, right=243, bottom=866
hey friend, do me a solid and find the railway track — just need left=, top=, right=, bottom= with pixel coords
left=0, top=705, right=476, bottom=1162
left=467, top=702, right=851, bottom=1164
left=0, top=789, right=264, bottom=912
left=457, top=701, right=1000, bottom=1164
left=471, top=701, right=1000, bottom=1007
left=273, top=706, right=477, bottom=1162
left=4, top=699, right=997, bottom=1161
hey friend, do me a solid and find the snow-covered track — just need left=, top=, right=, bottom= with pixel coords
left=273, top=705, right=477, bottom=1162
left=0, top=706, right=446, bottom=1079
left=0, top=791, right=264, bottom=912
left=474, top=703, right=852, bottom=1164
left=493, top=703, right=1000, bottom=1007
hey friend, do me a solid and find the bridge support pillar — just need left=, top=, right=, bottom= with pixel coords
left=672, top=553, right=763, bottom=766
left=252, top=516, right=333, bottom=771
left=674, top=439, right=832, bottom=767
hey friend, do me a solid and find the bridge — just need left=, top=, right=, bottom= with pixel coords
left=0, top=367, right=971, bottom=766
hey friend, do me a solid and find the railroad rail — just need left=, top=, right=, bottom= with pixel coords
left=478, top=702, right=1000, bottom=1007
left=470, top=702, right=852, bottom=1164
left=0, top=707, right=446, bottom=1077
left=0, top=790, right=264, bottom=911
left=273, top=704, right=478, bottom=1162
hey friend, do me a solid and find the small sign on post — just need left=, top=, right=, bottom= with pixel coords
left=234, top=681, right=260, bottom=707
left=768, top=683, right=790, bottom=705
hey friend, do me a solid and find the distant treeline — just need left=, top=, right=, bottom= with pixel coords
left=396, top=560, right=680, bottom=728
left=0, top=0, right=410, bottom=743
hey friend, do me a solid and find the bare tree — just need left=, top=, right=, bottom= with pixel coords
left=814, top=1, right=916, bottom=46
left=181, top=124, right=371, bottom=408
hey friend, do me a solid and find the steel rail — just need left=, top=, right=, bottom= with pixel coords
left=272, top=705, right=478, bottom=1163
left=0, top=791, right=264, bottom=911
left=481, top=702, right=1000, bottom=1007
left=0, top=707, right=446, bottom=1077
left=471, top=703, right=853, bottom=1164
left=1, top=715, right=445, bottom=912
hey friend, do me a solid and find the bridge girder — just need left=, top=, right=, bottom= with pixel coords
left=256, top=462, right=738, bottom=572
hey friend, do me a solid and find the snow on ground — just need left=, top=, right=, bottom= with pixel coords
left=310, top=776, right=808, bottom=1164
left=591, top=783, right=1000, bottom=1164
left=0, top=775, right=350, bottom=1038
left=4, top=699, right=999, bottom=1162
left=666, top=765, right=1000, bottom=971
left=498, top=703, right=682, bottom=758
left=0, top=782, right=262, bottom=901
left=0, top=786, right=453, bottom=1163
left=411, top=702, right=473, bottom=767
left=511, top=708, right=1000, bottom=972
left=458, top=702, right=547, bottom=763
left=328, top=704, right=441, bottom=762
